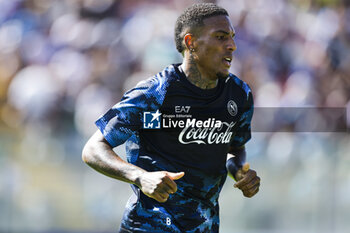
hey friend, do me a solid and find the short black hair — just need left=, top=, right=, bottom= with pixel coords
left=174, top=3, right=228, bottom=53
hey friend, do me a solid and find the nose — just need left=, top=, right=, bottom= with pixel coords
left=227, top=38, right=236, bottom=52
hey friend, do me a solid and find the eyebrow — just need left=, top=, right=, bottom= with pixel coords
left=213, top=30, right=235, bottom=37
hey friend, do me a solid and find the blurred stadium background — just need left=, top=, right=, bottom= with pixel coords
left=0, top=0, right=349, bottom=232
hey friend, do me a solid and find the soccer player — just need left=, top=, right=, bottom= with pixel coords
left=82, top=3, right=260, bottom=233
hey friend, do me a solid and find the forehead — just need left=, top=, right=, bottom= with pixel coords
left=201, top=15, right=235, bottom=34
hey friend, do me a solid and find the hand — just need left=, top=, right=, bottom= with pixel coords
left=234, top=163, right=260, bottom=198
left=137, top=171, right=185, bottom=203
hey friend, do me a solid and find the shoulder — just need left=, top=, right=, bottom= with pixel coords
left=124, top=65, right=177, bottom=96
left=121, top=65, right=178, bottom=108
left=225, top=73, right=252, bottom=100
left=133, top=65, right=177, bottom=93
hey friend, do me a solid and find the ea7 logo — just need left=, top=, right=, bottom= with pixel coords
left=175, top=106, right=191, bottom=113
left=143, top=110, right=161, bottom=129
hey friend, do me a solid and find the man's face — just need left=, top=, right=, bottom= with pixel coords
left=193, top=15, right=236, bottom=79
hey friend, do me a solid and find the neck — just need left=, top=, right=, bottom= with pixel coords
left=181, top=56, right=218, bottom=89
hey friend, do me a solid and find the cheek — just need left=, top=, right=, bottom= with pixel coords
left=196, top=39, right=217, bottom=54
left=200, top=46, right=220, bottom=63
left=204, top=44, right=218, bottom=54
left=195, top=40, right=222, bottom=65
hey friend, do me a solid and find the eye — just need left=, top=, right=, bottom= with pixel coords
left=216, top=35, right=226, bottom=40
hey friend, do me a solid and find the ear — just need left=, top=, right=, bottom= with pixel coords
left=184, top=33, right=195, bottom=52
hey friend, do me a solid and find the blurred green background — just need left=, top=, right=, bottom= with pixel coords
left=0, top=0, right=349, bottom=232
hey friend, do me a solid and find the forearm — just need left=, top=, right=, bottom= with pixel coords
left=226, top=146, right=246, bottom=180
left=82, top=131, right=145, bottom=186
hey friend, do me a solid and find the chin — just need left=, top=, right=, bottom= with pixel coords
left=216, top=71, right=230, bottom=79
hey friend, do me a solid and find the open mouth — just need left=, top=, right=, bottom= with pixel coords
left=223, top=57, right=232, bottom=67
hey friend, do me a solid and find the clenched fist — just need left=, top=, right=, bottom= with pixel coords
left=137, top=171, right=185, bottom=203
left=234, top=163, right=260, bottom=198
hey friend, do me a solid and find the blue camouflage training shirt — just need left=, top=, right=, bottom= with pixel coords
left=95, top=64, right=253, bottom=233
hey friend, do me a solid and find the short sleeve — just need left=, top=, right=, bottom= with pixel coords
left=95, top=77, right=165, bottom=147
left=230, top=90, right=254, bottom=148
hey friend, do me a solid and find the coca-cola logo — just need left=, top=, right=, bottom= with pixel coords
left=178, top=121, right=236, bottom=145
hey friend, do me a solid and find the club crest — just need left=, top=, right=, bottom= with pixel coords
left=227, top=100, right=238, bottom=116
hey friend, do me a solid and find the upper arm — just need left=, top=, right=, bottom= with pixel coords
left=230, top=89, right=254, bottom=148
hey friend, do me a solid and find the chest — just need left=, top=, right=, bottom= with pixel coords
left=157, top=82, right=246, bottom=145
